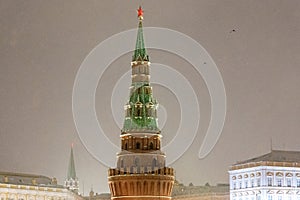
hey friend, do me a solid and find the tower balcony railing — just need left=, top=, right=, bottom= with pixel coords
left=108, top=167, right=174, bottom=176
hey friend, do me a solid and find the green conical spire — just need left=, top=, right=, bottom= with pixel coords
left=67, top=145, right=77, bottom=179
left=122, top=7, right=159, bottom=133
left=132, top=6, right=149, bottom=62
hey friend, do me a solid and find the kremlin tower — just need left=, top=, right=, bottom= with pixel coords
left=108, top=6, right=175, bottom=200
left=65, top=145, right=79, bottom=194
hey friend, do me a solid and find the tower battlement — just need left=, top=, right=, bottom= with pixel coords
left=108, top=175, right=174, bottom=200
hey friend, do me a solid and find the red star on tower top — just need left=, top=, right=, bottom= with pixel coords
left=137, top=6, right=144, bottom=20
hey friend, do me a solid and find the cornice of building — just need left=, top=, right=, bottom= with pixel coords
left=230, top=161, right=300, bottom=171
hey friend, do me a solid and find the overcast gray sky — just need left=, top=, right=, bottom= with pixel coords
left=0, top=0, right=300, bottom=194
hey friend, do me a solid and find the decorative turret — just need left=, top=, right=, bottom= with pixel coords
left=108, top=7, right=175, bottom=200
left=65, top=144, right=79, bottom=194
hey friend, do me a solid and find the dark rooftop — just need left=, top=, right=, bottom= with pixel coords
left=236, top=150, right=300, bottom=165
left=0, top=171, right=62, bottom=187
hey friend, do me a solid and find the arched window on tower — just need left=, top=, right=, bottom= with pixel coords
left=149, top=142, right=154, bottom=150
left=136, top=142, right=140, bottom=149
left=135, top=157, right=140, bottom=166
left=152, top=158, right=157, bottom=169
left=136, top=108, right=141, bottom=116
left=120, top=159, right=124, bottom=168
left=126, top=107, right=132, bottom=117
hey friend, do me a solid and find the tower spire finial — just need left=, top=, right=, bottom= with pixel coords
left=132, top=6, right=149, bottom=62
left=137, top=6, right=144, bottom=20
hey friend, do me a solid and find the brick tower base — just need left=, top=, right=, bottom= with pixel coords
left=108, top=168, right=175, bottom=200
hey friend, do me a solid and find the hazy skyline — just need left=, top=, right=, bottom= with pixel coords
left=1, top=0, right=300, bottom=194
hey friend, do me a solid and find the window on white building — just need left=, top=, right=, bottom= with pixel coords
left=257, top=195, right=261, bottom=200
left=239, top=181, right=242, bottom=189
left=257, top=178, right=261, bottom=187
left=297, top=179, right=300, bottom=187
left=278, top=196, right=282, bottom=200
left=268, top=195, right=273, bottom=200
left=245, top=180, right=248, bottom=188
left=277, top=178, right=282, bottom=186
left=287, top=178, right=292, bottom=187
left=251, top=179, right=254, bottom=187
left=233, top=181, right=236, bottom=189
left=267, top=177, right=273, bottom=186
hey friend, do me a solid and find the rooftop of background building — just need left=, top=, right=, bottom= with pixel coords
left=172, top=182, right=229, bottom=197
left=0, top=171, right=62, bottom=188
left=236, top=150, right=300, bottom=165
left=85, top=182, right=229, bottom=199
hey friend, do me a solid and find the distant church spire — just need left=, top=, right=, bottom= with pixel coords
left=67, top=144, right=76, bottom=179
left=65, top=144, right=79, bottom=194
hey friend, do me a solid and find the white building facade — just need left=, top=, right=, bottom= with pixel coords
left=0, top=172, right=83, bottom=200
left=229, top=150, right=300, bottom=200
